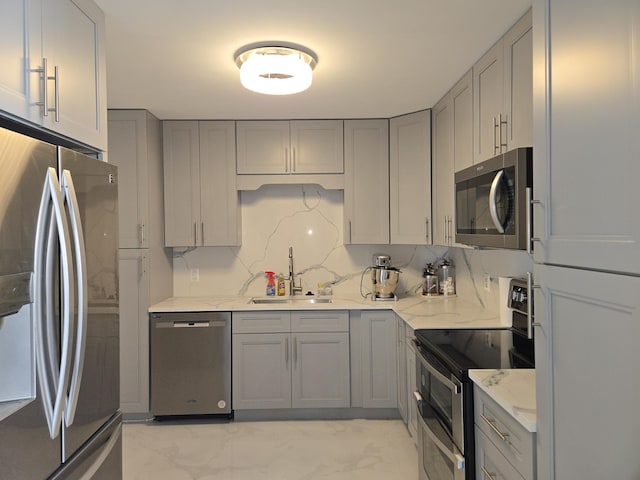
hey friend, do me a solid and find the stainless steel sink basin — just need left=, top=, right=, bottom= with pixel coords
left=249, top=296, right=333, bottom=304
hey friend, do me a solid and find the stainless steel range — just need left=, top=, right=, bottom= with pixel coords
left=413, top=278, right=534, bottom=480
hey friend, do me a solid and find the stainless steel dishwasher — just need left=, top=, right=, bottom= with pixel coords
left=150, top=312, right=231, bottom=417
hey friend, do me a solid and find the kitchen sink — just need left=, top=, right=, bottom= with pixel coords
left=249, top=296, right=333, bottom=304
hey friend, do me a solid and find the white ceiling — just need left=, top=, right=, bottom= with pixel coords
left=95, top=0, right=532, bottom=120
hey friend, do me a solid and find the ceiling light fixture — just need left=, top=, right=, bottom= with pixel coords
left=234, top=42, right=318, bottom=95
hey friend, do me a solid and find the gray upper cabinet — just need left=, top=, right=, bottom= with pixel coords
left=343, top=119, right=390, bottom=245
left=432, top=70, right=473, bottom=247
left=389, top=110, right=432, bottom=245
left=108, top=110, right=154, bottom=248
left=236, top=120, right=344, bottom=175
left=163, top=120, right=240, bottom=247
left=0, top=0, right=107, bottom=150
left=532, top=0, right=640, bottom=273
left=473, top=9, right=532, bottom=163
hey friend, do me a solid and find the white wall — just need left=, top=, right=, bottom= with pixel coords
left=173, top=184, right=449, bottom=298
left=172, top=184, right=533, bottom=311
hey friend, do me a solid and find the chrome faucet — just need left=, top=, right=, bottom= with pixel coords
left=288, top=246, right=303, bottom=296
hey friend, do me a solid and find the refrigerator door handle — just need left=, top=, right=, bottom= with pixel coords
left=34, top=168, right=75, bottom=439
left=61, top=170, right=87, bottom=426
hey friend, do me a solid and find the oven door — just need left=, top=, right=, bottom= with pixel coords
left=414, top=342, right=464, bottom=451
left=416, top=405, right=465, bottom=480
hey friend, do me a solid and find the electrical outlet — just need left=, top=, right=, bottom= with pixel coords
left=190, top=268, right=200, bottom=282
left=484, top=274, right=491, bottom=292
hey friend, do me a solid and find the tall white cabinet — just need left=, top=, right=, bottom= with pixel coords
left=532, top=1, right=640, bottom=478
left=0, top=0, right=107, bottom=151
left=389, top=110, right=432, bottom=245
left=108, top=110, right=172, bottom=416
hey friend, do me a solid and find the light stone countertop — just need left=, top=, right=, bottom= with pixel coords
left=468, top=369, right=536, bottom=432
left=149, top=293, right=508, bottom=331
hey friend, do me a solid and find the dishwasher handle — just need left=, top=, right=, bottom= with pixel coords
left=154, top=320, right=226, bottom=328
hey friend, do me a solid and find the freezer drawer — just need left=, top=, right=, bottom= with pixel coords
left=150, top=312, right=231, bottom=416
left=49, top=412, right=122, bottom=480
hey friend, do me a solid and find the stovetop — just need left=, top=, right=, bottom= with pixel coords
left=414, top=328, right=514, bottom=379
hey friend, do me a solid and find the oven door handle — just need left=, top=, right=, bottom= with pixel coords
left=413, top=340, right=460, bottom=395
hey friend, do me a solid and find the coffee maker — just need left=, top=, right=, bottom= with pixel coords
left=370, top=254, right=401, bottom=301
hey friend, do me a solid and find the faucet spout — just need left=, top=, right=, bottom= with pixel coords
left=288, top=246, right=303, bottom=296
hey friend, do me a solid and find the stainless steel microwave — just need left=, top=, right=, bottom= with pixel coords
left=454, top=147, right=532, bottom=249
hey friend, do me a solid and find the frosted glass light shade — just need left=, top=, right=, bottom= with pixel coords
left=235, top=44, right=318, bottom=95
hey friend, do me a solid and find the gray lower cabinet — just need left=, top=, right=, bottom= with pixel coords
left=396, top=316, right=408, bottom=423
left=232, top=311, right=350, bottom=410
left=358, top=311, right=397, bottom=408
left=474, top=386, right=535, bottom=480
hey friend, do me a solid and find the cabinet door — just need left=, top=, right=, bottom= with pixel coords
left=396, top=317, right=408, bottom=424
left=532, top=0, right=640, bottom=273
left=343, top=119, right=389, bottom=244
left=108, top=110, right=149, bottom=248
left=360, top=311, right=397, bottom=408
left=40, top=0, right=106, bottom=150
left=452, top=70, right=474, bottom=172
left=163, top=121, right=200, bottom=247
left=475, top=428, right=525, bottom=480
left=291, top=332, right=350, bottom=408
left=291, top=310, right=348, bottom=333
left=232, top=333, right=291, bottom=409
left=432, top=95, right=453, bottom=247
left=504, top=9, right=533, bottom=150
left=389, top=110, right=432, bottom=244
left=236, top=121, right=290, bottom=174
left=290, top=120, right=344, bottom=174
left=534, top=264, right=640, bottom=480
left=473, top=40, right=504, bottom=163
left=0, top=0, right=39, bottom=122
left=118, top=250, right=149, bottom=414
left=199, top=121, right=240, bottom=246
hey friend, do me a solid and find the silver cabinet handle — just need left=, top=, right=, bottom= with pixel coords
left=493, top=116, right=499, bottom=153
left=425, top=218, right=430, bottom=242
left=140, top=222, right=145, bottom=246
left=526, top=187, right=542, bottom=254
left=292, top=148, right=296, bottom=172
left=284, top=147, right=289, bottom=172
left=193, top=222, right=197, bottom=246
left=51, top=65, right=60, bottom=122
left=481, top=466, right=497, bottom=480
left=201, top=222, right=205, bottom=245
left=480, top=414, right=509, bottom=442
left=31, top=58, right=59, bottom=120
left=498, top=114, right=508, bottom=152
left=348, top=219, right=352, bottom=244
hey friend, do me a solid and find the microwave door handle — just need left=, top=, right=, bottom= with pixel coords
left=489, top=169, right=506, bottom=233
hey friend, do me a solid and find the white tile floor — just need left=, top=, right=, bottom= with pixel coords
left=123, top=418, right=418, bottom=479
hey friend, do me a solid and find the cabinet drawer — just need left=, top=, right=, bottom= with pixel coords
left=475, top=428, right=525, bottom=480
left=291, top=311, right=349, bottom=332
left=232, top=311, right=290, bottom=333
left=474, top=386, right=535, bottom=480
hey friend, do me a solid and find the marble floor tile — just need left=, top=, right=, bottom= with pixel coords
left=123, top=418, right=418, bottom=479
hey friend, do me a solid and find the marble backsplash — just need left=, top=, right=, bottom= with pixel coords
left=172, top=184, right=533, bottom=314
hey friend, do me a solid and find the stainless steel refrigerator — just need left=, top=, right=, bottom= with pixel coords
left=0, top=126, right=122, bottom=479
